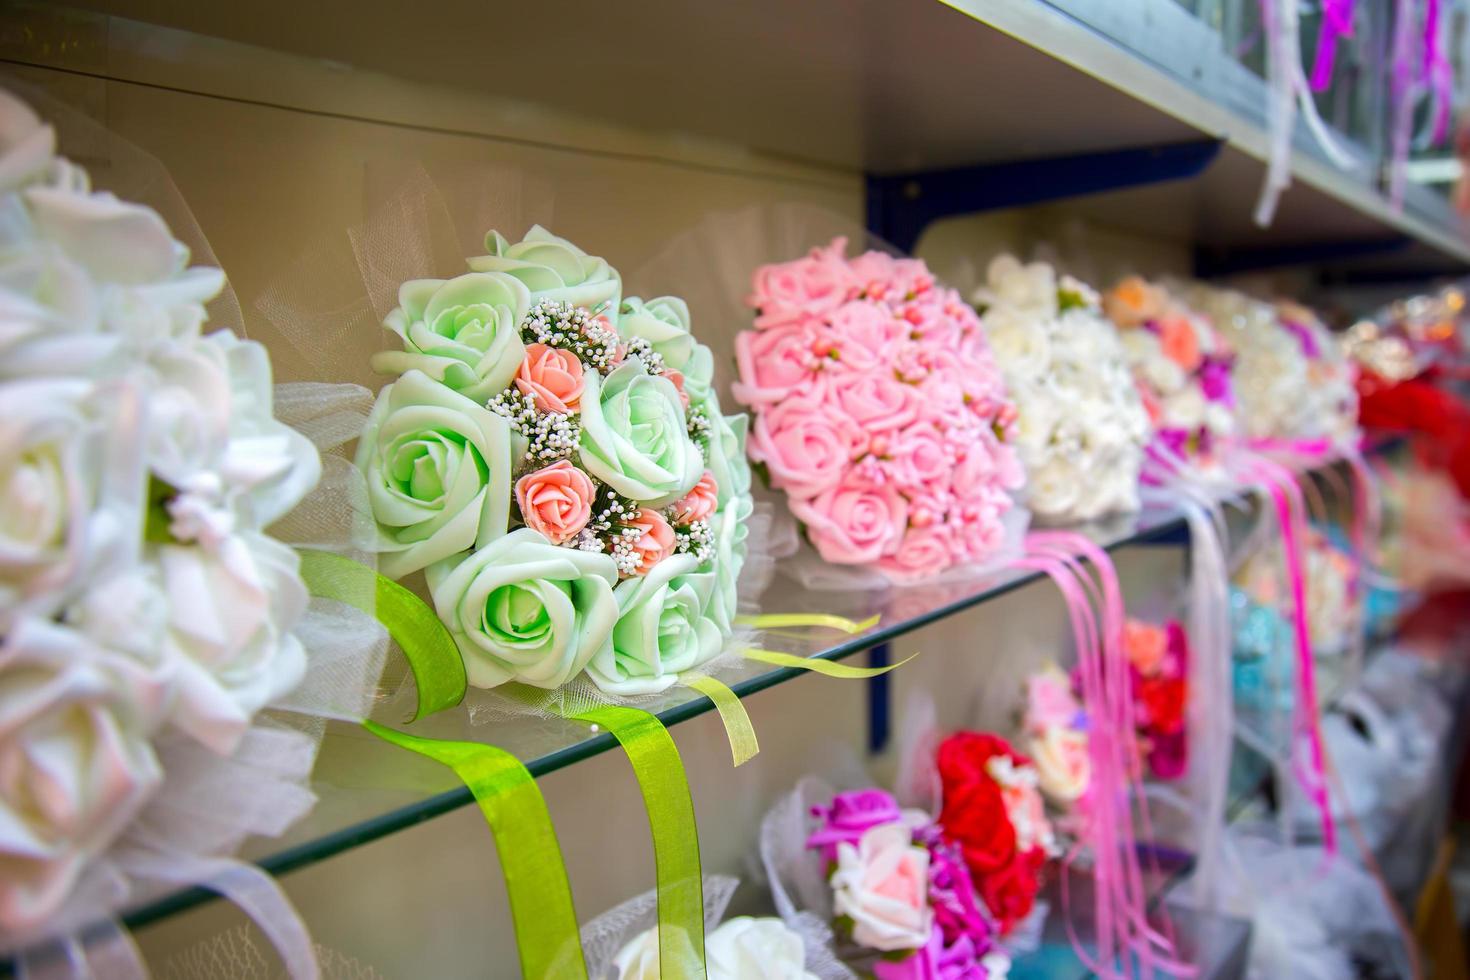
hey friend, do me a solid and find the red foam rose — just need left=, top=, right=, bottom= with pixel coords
left=978, top=846, right=1045, bottom=933
left=1138, top=675, right=1187, bottom=735
left=936, top=732, right=1032, bottom=875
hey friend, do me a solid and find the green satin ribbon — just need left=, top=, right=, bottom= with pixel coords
left=363, top=722, right=587, bottom=979
left=742, top=647, right=918, bottom=677
left=683, top=675, right=759, bottom=766
left=736, top=612, right=881, bottom=634
left=298, top=549, right=466, bottom=720
left=573, top=706, right=705, bottom=979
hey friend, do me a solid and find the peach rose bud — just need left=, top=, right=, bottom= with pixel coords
left=515, top=343, right=586, bottom=413
left=515, top=460, right=595, bottom=545
left=670, top=471, right=719, bottom=525
left=626, top=508, right=676, bottom=576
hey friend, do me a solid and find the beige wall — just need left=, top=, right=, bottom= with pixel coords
left=2, top=8, right=1195, bottom=977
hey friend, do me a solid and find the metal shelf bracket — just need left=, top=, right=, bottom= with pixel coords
left=865, top=139, right=1223, bottom=253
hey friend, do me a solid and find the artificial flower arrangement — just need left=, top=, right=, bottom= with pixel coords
left=1236, top=526, right=1356, bottom=657
left=1020, top=666, right=1091, bottom=807
left=360, top=226, right=754, bottom=696
left=1185, top=285, right=1358, bottom=448
left=804, top=783, right=1020, bottom=978
left=0, top=91, right=333, bottom=945
left=972, top=256, right=1150, bottom=523
left=734, top=239, right=1024, bottom=583
left=1103, top=276, right=1237, bottom=472
left=1020, top=619, right=1188, bottom=816
left=1122, top=619, right=1190, bottom=780
left=768, top=732, right=1057, bottom=979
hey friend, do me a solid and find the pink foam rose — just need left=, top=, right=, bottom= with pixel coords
left=1024, top=667, right=1081, bottom=734
left=670, top=471, right=718, bottom=525
left=892, top=257, right=936, bottom=298
left=626, top=508, right=676, bottom=576
left=747, top=397, right=862, bottom=500
left=665, top=369, right=691, bottom=409
left=515, top=460, right=596, bottom=545
left=901, top=298, right=962, bottom=347
left=732, top=320, right=821, bottom=406
left=951, top=443, right=999, bottom=502
left=791, top=480, right=908, bottom=565
left=888, top=424, right=954, bottom=490
left=831, top=373, right=919, bottom=435
left=826, top=299, right=907, bottom=373
left=879, top=526, right=954, bottom=581
left=906, top=488, right=955, bottom=529
left=952, top=506, right=1008, bottom=564
left=515, top=343, right=585, bottom=413
left=748, top=239, right=855, bottom=321
left=849, top=249, right=898, bottom=300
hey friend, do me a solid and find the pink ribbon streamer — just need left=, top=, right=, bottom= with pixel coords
left=1310, top=0, right=1356, bottom=91
left=1234, top=453, right=1337, bottom=854
left=1425, top=0, right=1454, bottom=145
left=1013, top=533, right=1193, bottom=978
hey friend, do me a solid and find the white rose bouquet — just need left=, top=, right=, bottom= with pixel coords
left=361, top=226, right=755, bottom=696
left=0, top=88, right=355, bottom=959
left=1185, top=285, right=1357, bottom=447
left=972, top=256, right=1150, bottom=523
left=1103, top=276, right=1238, bottom=475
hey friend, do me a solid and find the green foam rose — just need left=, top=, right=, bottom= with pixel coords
left=425, top=527, right=619, bottom=689
left=371, top=271, right=530, bottom=402
left=467, top=225, right=621, bottom=314
left=703, top=407, right=753, bottom=634
left=578, top=358, right=703, bottom=508
left=588, top=552, right=723, bottom=696
left=356, top=370, right=511, bottom=580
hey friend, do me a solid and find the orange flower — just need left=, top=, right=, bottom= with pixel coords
left=1104, top=276, right=1163, bottom=328
left=1124, top=619, right=1168, bottom=676
left=1158, top=315, right=1202, bottom=372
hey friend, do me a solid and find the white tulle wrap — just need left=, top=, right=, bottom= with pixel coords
left=0, top=82, right=386, bottom=979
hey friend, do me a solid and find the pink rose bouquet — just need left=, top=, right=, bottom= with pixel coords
left=737, top=239, right=1024, bottom=583
left=360, top=227, right=756, bottom=695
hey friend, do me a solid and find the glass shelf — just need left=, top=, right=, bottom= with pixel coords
left=114, top=505, right=1189, bottom=935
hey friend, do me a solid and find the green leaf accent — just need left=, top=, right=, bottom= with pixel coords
left=142, top=475, right=181, bottom=545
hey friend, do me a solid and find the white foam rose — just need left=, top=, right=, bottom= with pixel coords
left=1141, top=353, right=1186, bottom=396
left=156, top=532, right=309, bottom=754
left=0, top=618, right=167, bottom=932
left=984, top=254, right=1057, bottom=319
left=706, top=917, right=818, bottom=980
left=830, top=822, right=933, bottom=952
left=612, top=917, right=817, bottom=980
left=0, top=377, right=141, bottom=631
left=983, top=305, right=1051, bottom=379
left=1024, top=458, right=1081, bottom=519
left=23, top=177, right=224, bottom=349
left=0, top=89, right=58, bottom=194
left=1162, top=386, right=1207, bottom=431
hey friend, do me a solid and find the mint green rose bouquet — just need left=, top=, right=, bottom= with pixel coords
left=359, top=226, right=754, bottom=696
